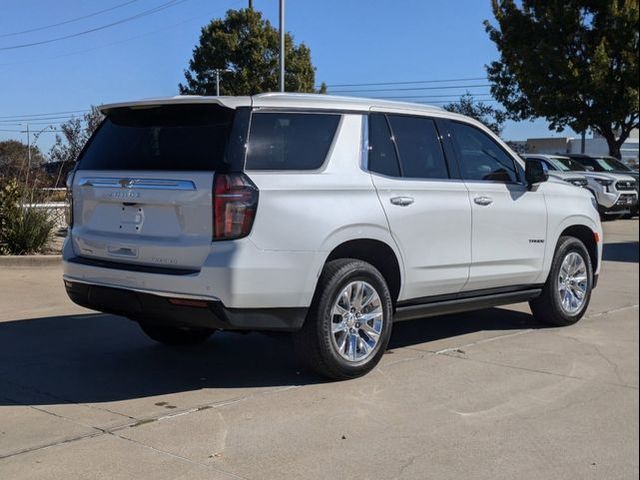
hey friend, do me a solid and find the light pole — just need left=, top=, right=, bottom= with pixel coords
left=279, top=0, right=285, bottom=92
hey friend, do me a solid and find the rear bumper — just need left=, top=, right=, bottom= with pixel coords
left=64, top=280, right=307, bottom=331
left=62, top=236, right=324, bottom=309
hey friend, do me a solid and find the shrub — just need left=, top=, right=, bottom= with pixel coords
left=0, top=179, right=55, bottom=255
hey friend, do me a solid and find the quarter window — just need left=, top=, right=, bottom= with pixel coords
left=245, top=113, right=340, bottom=170
left=368, top=113, right=401, bottom=177
left=449, top=121, right=519, bottom=183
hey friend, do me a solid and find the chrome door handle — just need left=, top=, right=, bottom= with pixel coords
left=473, top=196, right=493, bottom=206
left=390, top=196, right=414, bottom=207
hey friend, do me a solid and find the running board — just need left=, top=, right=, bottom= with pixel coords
left=394, top=288, right=542, bottom=322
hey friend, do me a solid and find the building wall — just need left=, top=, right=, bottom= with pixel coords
left=523, top=130, right=639, bottom=165
left=525, top=137, right=570, bottom=155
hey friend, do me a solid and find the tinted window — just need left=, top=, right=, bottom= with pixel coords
left=245, top=113, right=340, bottom=170
left=551, top=156, right=587, bottom=171
left=539, top=159, right=556, bottom=171
left=595, top=156, right=630, bottom=172
left=528, top=158, right=551, bottom=171
left=387, top=115, right=449, bottom=179
left=449, top=121, right=519, bottom=183
left=368, top=113, right=400, bottom=177
left=78, top=104, right=236, bottom=171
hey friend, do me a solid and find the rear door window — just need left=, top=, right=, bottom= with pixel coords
left=245, top=112, right=341, bottom=170
left=386, top=115, right=449, bottom=179
left=77, top=104, right=238, bottom=171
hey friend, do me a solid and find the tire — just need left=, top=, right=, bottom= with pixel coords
left=138, top=322, right=215, bottom=346
left=530, top=236, right=593, bottom=327
left=294, top=259, right=393, bottom=380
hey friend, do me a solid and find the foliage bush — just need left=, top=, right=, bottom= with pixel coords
left=0, top=179, right=55, bottom=255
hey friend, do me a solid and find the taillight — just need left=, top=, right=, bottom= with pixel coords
left=213, top=173, right=258, bottom=241
left=65, top=171, right=75, bottom=228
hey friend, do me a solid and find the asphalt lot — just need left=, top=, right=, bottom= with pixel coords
left=0, top=220, right=638, bottom=480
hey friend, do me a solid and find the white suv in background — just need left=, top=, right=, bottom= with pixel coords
left=63, top=93, right=603, bottom=379
left=521, top=154, right=589, bottom=188
left=523, top=154, right=638, bottom=219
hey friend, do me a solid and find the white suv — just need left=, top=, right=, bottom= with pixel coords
left=63, top=93, right=603, bottom=379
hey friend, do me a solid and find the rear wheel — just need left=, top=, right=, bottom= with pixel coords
left=530, top=236, right=593, bottom=326
left=138, top=322, right=215, bottom=346
left=294, top=259, right=393, bottom=380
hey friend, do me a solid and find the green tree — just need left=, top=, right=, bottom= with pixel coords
left=0, top=140, right=46, bottom=183
left=48, top=106, right=103, bottom=186
left=443, top=93, right=507, bottom=135
left=179, top=8, right=320, bottom=96
left=485, top=0, right=639, bottom=158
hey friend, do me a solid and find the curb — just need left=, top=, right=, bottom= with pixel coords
left=0, top=255, right=62, bottom=267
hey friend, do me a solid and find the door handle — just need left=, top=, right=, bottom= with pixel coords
left=473, top=196, right=493, bottom=206
left=390, top=196, right=415, bottom=207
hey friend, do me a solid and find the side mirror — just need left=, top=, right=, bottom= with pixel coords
left=525, top=159, right=548, bottom=188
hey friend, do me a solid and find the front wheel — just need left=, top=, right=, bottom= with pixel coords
left=138, top=322, right=215, bottom=346
left=530, top=236, right=593, bottom=326
left=294, top=259, right=393, bottom=380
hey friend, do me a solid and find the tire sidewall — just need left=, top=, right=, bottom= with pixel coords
left=315, top=262, right=393, bottom=376
left=549, top=238, right=593, bottom=323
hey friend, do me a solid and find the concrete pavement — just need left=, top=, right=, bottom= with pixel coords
left=0, top=220, right=637, bottom=479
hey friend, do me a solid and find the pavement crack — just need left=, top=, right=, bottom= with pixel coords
left=438, top=352, right=638, bottom=390
left=0, top=431, right=102, bottom=461
left=587, top=304, right=639, bottom=318
left=434, top=329, right=535, bottom=355
left=108, top=432, right=250, bottom=480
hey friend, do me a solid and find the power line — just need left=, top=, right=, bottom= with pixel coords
left=320, top=76, right=487, bottom=88
left=0, top=114, right=87, bottom=123
left=327, top=84, right=492, bottom=94
left=0, top=109, right=89, bottom=120
left=0, top=129, right=61, bottom=133
left=368, top=93, right=493, bottom=100
left=415, top=99, right=499, bottom=104
left=0, top=0, right=189, bottom=51
left=0, top=0, right=141, bottom=38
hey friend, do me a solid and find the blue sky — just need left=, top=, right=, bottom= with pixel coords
left=0, top=0, right=575, bottom=153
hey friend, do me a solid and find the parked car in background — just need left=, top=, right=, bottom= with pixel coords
left=521, top=154, right=589, bottom=189
left=524, top=154, right=637, bottom=220
left=63, top=93, right=603, bottom=380
left=567, top=154, right=639, bottom=217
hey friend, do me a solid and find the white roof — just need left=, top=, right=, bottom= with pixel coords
left=99, top=92, right=446, bottom=116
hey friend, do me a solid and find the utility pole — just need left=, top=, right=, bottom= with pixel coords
left=206, top=69, right=230, bottom=96
left=25, top=123, right=31, bottom=186
left=279, top=0, right=285, bottom=92
left=26, top=123, right=31, bottom=169
left=248, top=0, right=253, bottom=8
left=215, top=69, right=221, bottom=96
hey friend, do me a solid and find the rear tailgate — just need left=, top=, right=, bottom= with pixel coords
left=71, top=171, right=214, bottom=270
left=70, top=102, right=248, bottom=271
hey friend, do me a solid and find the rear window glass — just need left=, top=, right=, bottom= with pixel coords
left=245, top=112, right=340, bottom=170
left=77, top=104, right=236, bottom=171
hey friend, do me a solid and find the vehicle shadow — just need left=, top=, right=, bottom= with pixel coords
left=0, top=307, right=546, bottom=406
left=602, top=241, right=639, bottom=263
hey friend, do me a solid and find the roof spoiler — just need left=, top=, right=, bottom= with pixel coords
left=99, top=96, right=252, bottom=115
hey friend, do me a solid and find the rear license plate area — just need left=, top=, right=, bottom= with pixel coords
left=119, top=205, right=145, bottom=233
